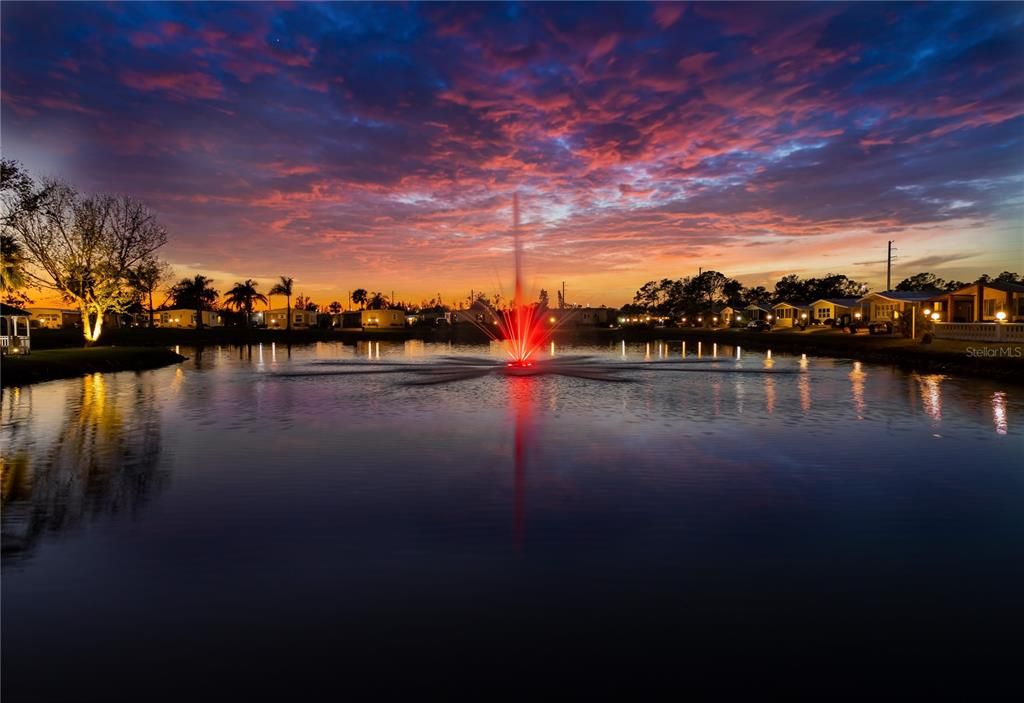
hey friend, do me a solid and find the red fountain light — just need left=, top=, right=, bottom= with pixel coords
left=459, top=192, right=567, bottom=368
left=499, top=193, right=555, bottom=366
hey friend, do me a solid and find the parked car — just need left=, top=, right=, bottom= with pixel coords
left=746, top=320, right=771, bottom=332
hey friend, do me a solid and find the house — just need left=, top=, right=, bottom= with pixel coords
left=337, top=309, right=405, bottom=331
left=152, top=309, right=225, bottom=328
left=457, top=301, right=502, bottom=328
left=547, top=307, right=616, bottom=327
left=809, top=298, right=861, bottom=326
left=26, top=307, right=82, bottom=329
left=253, top=307, right=317, bottom=329
left=771, top=302, right=810, bottom=328
left=932, top=281, right=1024, bottom=322
left=857, top=291, right=935, bottom=324
left=701, top=304, right=740, bottom=328
left=0, top=303, right=31, bottom=355
left=744, top=304, right=772, bottom=322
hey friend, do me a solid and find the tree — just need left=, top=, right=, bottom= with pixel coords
left=993, top=271, right=1021, bottom=284
left=129, top=259, right=173, bottom=325
left=328, top=301, right=343, bottom=314
left=773, top=275, right=809, bottom=303
left=367, top=291, right=388, bottom=310
left=224, top=279, right=268, bottom=328
left=11, top=179, right=168, bottom=343
left=351, top=288, right=368, bottom=309
left=269, top=276, right=294, bottom=331
left=538, top=289, right=549, bottom=308
left=896, top=272, right=947, bottom=292
left=168, top=275, right=218, bottom=330
left=944, top=280, right=967, bottom=292
left=1, top=234, right=28, bottom=293
left=743, top=286, right=773, bottom=306
left=556, top=289, right=565, bottom=309
left=686, top=270, right=729, bottom=307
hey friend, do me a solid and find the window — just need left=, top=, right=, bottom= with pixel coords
left=816, top=307, right=831, bottom=319
left=295, top=314, right=303, bottom=324
left=984, top=299, right=996, bottom=317
left=933, top=301, right=944, bottom=312
left=874, top=303, right=895, bottom=320
left=1017, top=297, right=1024, bottom=317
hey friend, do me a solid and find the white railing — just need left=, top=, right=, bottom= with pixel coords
left=933, top=322, right=1024, bottom=342
left=0, top=335, right=31, bottom=354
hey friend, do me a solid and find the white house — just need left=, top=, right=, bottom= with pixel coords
left=26, top=307, right=82, bottom=330
left=744, top=304, right=772, bottom=322
left=152, top=309, right=224, bottom=328
left=254, top=307, right=318, bottom=329
left=337, top=309, right=405, bottom=330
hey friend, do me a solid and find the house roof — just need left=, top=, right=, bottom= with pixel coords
left=744, top=303, right=772, bottom=312
left=858, top=290, right=938, bottom=303
left=811, top=297, right=861, bottom=307
left=948, top=280, right=1024, bottom=295
left=0, top=303, right=31, bottom=316
left=772, top=301, right=809, bottom=309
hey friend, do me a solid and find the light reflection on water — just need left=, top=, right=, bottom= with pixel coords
left=1, top=341, right=1022, bottom=695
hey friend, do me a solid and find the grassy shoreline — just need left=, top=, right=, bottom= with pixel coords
left=1, top=347, right=187, bottom=387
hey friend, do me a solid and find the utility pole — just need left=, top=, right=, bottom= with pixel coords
left=561, top=280, right=566, bottom=309
left=886, top=240, right=895, bottom=291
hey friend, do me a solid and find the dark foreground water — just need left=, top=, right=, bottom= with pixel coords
left=3, top=341, right=1022, bottom=698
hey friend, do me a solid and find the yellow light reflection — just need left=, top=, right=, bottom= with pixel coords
left=992, top=392, right=1008, bottom=435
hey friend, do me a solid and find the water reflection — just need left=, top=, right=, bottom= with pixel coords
left=916, top=374, right=944, bottom=425
left=1, top=373, right=166, bottom=562
left=992, top=392, right=1008, bottom=435
left=850, top=361, right=866, bottom=419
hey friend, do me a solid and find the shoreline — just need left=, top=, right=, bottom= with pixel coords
left=1, top=347, right=187, bottom=387
left=591, top=327, right=1024, bottom=384
left=11, top=325, right=1022, bottom=386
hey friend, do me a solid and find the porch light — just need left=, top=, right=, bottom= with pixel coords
left=800, top=313, right=807, bottom=320
left=923, top=308, right=931, bottom=316
left=737, top=316, right=742, bottom=322
left=996, top=311, right=1007, bottom=322
left=767, top=314, right=773, bottom=321
left=713, top=316, right=718, bottom=323
left=931, top=313, right=940, bottom=321
left=854, top=312, right=861, bottom=319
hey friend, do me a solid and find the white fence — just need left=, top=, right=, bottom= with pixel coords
left=933, top=322, right=1024, bottom=342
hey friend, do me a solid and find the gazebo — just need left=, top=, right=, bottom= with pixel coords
left=0, top=303, right=32, bottom=355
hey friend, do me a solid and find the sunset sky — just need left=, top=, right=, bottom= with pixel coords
left=3, top=1, right=1022, bottom=308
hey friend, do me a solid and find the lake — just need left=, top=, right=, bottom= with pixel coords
left=2, top=341, right=1022, bottom=697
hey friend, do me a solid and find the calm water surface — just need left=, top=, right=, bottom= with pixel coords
left=3, top=341, right=1022, bottom=697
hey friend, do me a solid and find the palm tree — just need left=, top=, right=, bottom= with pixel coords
left=352, top=288, right=368, bottom=309
left=168, top=275, right=218, bottom=330
left=224, top=279, right=268, bottom=328
left=269, top=275, right=294, bottom=331
left=1, top=234, right=27, bottom=293
left=328, top=301, right=342, bottom=314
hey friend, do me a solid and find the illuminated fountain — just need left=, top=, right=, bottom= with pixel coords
left=277, top=193, right=802, bottom=385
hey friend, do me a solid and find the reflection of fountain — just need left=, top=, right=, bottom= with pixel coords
left=508, top=377, right=531, bottom=549
left=1, top=373, right=166, bottom=562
